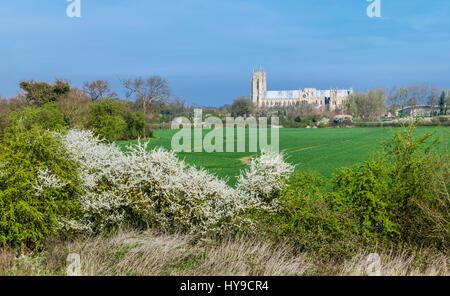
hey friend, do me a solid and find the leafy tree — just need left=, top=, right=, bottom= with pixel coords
left=19, top=80, right=70, bottom=107
left=124, top=111, right=146, bottom=139
left=231, top=97, right=254, bottom=117
left=88, top=98, right=127, bottom=141
left=344, top=94, right=357, bottom=117
left=447, top=90, right=450, bottom=115
left=88, top=98, right=147, bottom=141
left=9, top=102, right=66, bottom=132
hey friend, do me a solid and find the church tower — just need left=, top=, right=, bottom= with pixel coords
left=252, top=70, right=266, bottom=107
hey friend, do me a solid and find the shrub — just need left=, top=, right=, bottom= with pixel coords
left=383, top=124, right=447, bottom=247
left=8, top=102, right=66, bottom=132
left=0, top=99, right=11, bottom=139
left=88, top=98, right=148, bottom=141
left=57, top=88, right=91, bottom=129
left=249, top=124, right=449, bottom=261
left=330, top=124, right=449, bottom=249
left=88, top=98, right=128, bottom=141
left=248, top=172, right=364, bottom=260
left=124, top=111, right=146, bottom=139
left=328, top=159, right=398, bottom=241
left=92, top=114, right=127, bottom=141
left=60, top=130, right=294, bottom=238
left=237, top=152, right=294, bottom=204
left=0, top=126, right=81, bottom=250
left=144, top=123, right=154, bottom=138
left=414, top=153, right=449, bottom=248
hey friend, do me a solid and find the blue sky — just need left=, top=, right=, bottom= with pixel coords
left=0, top=0, right=449, bottom=106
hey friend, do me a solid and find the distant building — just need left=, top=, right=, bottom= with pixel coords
left=251, top=70, right=352, bottom=111
left=397, top=105, right=439, bottom=117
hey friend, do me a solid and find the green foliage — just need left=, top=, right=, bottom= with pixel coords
left=282, top=114, right=323, bottom=128
left=124, top=111, right=146, bottom=139
left=90, top=113, right=127, bottom=142
left=328, top=159, right=398, bottom=240
left=438, top=89, right=449, bottom=116
left=382, top=125, right=445, bottom=246
left=345, top=90, right=386, bottom=120
left=231, top=97, right=254, bottom=117
left=248, top=124, right=448, bottom=261
left=0, top=99, right=11, bottom=140
left=0, top=126, right=81, bottom=250
left=330, top=124, right=448, bottom=249
left=344, top=95, right=358, bottom=117
left=20, top=80, right=70, bottom=107
left=88, top=98, right=149, bottom=141
left=9, top=103, right=67, bottom=132
left=248, top=172, right=364, bottom=260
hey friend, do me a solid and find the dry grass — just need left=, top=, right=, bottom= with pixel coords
left=339, top=250, right=449, bottom=276
left=0, top=229, right=448, bottom=276
left=0, top=248, right=15, bottom=275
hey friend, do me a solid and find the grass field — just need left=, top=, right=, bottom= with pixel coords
left=117, top=127, right=450, bottom=185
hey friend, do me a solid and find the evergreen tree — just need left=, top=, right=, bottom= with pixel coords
left=439, top=89, right=446, bottom=115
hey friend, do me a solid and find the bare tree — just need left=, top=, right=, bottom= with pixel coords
left=120, top=76, right=171, bottom=116
left=57, top=87, right=92, bottom=128
left=388, top=86, right=399, bottom=115
left=83, top=80, right=118, bottom=101
left=348, top=89, right=386, bottom=120
left=428, top=86, right=439, bottom=117
left=397, top=87, right=408, bottom=115
left=418, top=84, right=429, bottom=106
left=407, top=84, right=420, bottom=116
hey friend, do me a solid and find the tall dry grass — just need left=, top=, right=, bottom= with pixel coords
left=0, top=229, right=448, bottom=276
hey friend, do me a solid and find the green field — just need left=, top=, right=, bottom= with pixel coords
left=117, top=127, right=450, bottom=185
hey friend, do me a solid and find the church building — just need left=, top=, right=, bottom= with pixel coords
left=251, top=70, right=352, bottom=111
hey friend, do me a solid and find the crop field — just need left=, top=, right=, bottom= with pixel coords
left=117, top=127, right=450, bottom=185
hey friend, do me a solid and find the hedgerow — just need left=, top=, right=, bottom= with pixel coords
left=61, top=129, right=293, bottom=237
left=247, top=171, right=365, bottom=260
left=330, top=124, right=449, bottom=249
left=248, top=123, right=449, bottom=261
left=0, top=122, right=447, bottom=258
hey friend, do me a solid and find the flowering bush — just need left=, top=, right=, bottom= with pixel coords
left=62, top=129, right=294, bottom=237
left=237, top=152, right=294, bottom=204
left=64, top=130, right=292, bottom=235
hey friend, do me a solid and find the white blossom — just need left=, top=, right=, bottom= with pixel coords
left=34, top=168, right=68, bottom=197
left=60, top=129, right=294, bottom=236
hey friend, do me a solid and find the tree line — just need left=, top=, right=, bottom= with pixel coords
left=0, top=77, right=197, bottom=141
left=387, top=84, right=450, bottom=116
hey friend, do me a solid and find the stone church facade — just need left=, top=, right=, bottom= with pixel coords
left=251, top=70, right=352, bottom=111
